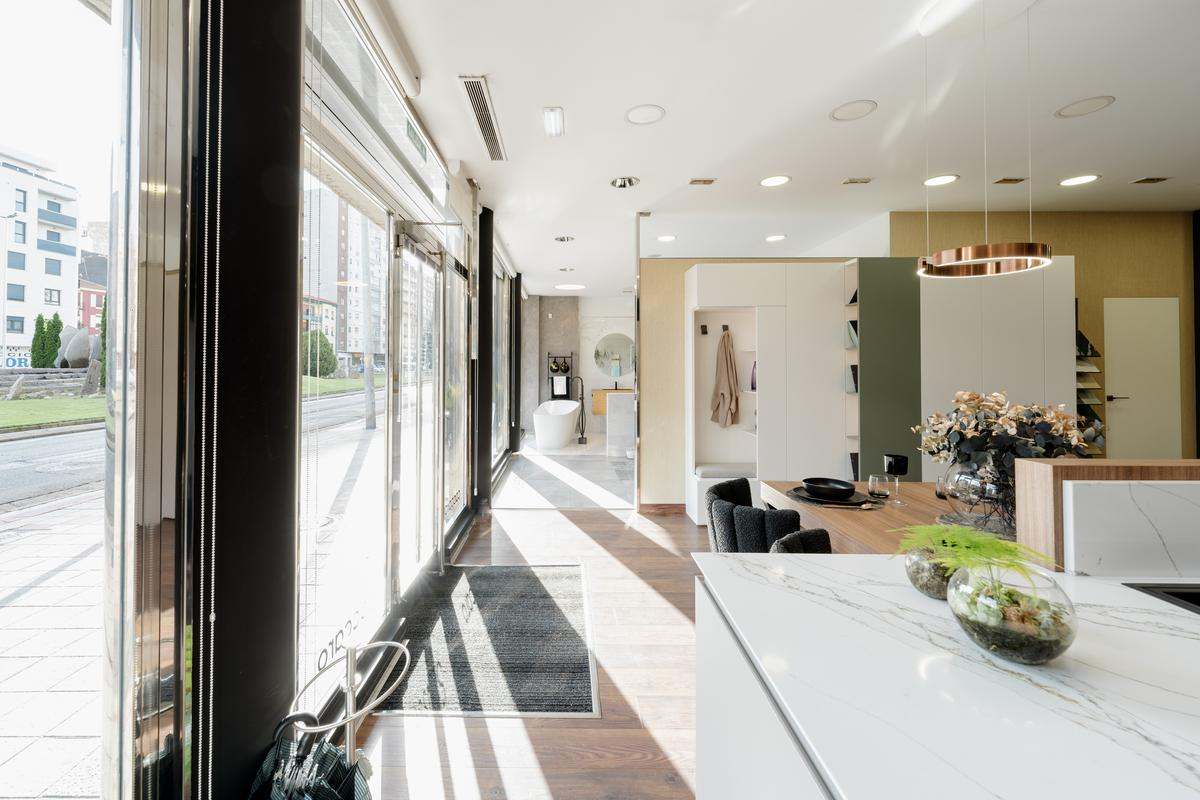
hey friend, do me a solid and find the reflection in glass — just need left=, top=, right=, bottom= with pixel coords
left=443, top=270, right=469, bottom=524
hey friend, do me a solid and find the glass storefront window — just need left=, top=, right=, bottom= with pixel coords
left=443, top=269, right=468, bottom=524
left=298, top=164, right=390, bottom=706
left=492, top=270, right=511, bottom=464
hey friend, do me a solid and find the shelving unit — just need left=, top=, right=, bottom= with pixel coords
left=1075, top=328, right=1106, bottom=455
left=844, top=261, right=860, bottom=479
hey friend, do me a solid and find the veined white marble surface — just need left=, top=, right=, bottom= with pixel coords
left=694, top=554, right=1200, bottom=799
left=1064, top=480, right=1200, bottom=577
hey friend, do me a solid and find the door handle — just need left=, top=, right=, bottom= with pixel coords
left=1105, top=394, right=1131, bottom=401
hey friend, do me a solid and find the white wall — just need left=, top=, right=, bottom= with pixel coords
left=798, top=213, right=891, bottom=258
left=579, top=295, right=635, bottom=431
left=919, top=256, right=1076, bottom=479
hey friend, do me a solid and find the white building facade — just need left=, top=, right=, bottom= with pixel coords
left=0, top=148, right=81, bottom=367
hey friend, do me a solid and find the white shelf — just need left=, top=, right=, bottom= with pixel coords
left=1075, top=359, right=1101, bottom=373
left=1077, top=379, right=1101, bottom=390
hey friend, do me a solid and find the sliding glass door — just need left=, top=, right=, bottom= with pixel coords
left=492, top=270, right=512, bottom=464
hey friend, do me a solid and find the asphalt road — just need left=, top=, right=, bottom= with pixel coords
left=0, top=389, right=384, bottom=506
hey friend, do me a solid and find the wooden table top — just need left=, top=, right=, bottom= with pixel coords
left=761, top=480, right=947, bottom=555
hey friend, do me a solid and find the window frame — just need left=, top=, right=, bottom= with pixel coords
left=7, top=251, right=25, bottom=270
left=14, top=189, right=26, bottom=213
left=45, top=258, right=62, bottom=276
left=13, top=220, right=26, bottom=244
left=5, top=316, right=23, bottom=334
left=46, top=229, right=62, bottom=243
left=7, top=283, right=25, bottom=302
left=44, top=288, right=61, bottom=305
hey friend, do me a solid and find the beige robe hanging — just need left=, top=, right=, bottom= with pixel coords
left=710, top=330, right=740, bottom=427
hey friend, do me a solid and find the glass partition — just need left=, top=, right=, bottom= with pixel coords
left=492, top=270, right=511, bottom=464
left=443, top=267, right=469, bottom=525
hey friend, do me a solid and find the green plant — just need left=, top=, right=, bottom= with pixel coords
left=30, top=314, right=47, bottom=368
left=301, top=329, right=337, bottom=378
left=896, top=524, right=1051, bottom=581
left=46, top=313, right=63, bottom=367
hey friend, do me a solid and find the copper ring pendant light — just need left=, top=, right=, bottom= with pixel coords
left=918, top=0, right=1051, bottom=278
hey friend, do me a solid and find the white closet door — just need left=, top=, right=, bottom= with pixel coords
left=785, top=263, right=845, bottom=480
left=756, top=306, right=786, bottom=480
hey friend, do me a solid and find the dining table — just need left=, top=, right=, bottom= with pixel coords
left=760, top=480, right=947, bottom=554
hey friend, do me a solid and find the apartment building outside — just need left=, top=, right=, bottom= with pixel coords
left=78, top=250, right=107, bottom=334
left=0, top=148, right=80, bottom=366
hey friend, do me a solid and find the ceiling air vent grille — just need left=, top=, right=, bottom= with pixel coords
left=1132, top=176, right=1169, bottom=184
left=460, top=75, right=506, bottom=161
left=689, top=178, right=716, bottom=185
left=842, top=177, right=872, bottom=185
left=993, top=177, right=1026, bottom=184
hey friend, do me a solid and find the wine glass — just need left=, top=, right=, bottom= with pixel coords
left=867, top=474, right=890, bottom=503
left=883, top=454, right=909, bottom=507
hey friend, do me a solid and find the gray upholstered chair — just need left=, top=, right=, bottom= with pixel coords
left=704, top=478, right=832, bottom=554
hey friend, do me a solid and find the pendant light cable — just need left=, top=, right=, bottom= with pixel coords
left=924, top=36, right=930, bottom=259
left=1026, top=7, right=1034, bottom=242
left=982, top=0, right=989, bottom=244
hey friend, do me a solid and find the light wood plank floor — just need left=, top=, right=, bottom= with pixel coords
left=360, top=507, right=706, bottom=799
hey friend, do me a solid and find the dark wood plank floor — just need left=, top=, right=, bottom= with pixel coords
left=360, top=507, right=706, bottom=799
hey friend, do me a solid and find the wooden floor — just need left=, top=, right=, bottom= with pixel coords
left=360, top=507, right=706, bottom=799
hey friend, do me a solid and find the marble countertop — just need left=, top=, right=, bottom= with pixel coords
left=694, top=554, right=1200, bottom=799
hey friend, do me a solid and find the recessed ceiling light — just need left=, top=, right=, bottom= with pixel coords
left=553, top=234, right=575, bottom=243
left=558, top=267, right=575, bottom=272
left=760, top=175, right=790, bottom=187
left=830, top=100, right=878, bottom=122
left=657, top=234, right=676, bottom=243
left=1054, top=95, right=1115, bottom=119
left=555, top=283, right=586, bottom=291
left=542, top=106, right=565, bottom=137
left=625, top=104, right=666, bottom=125
left=611, top=176, right=640, bottom=189
left=842, top=177, right=872, bottom=185
left=765, top=234, right=786, bottom=242
left=924, top=174, right=959, bottom=186
left=1132, top=176, right=1170, bottom=184
left=1060, top=174, right=1099, bottom=187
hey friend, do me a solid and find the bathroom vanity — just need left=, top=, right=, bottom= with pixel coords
left=694, top=554, right=1200, bottom=799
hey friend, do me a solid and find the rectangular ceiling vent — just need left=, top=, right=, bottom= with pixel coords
left=993, top=177, right=1026, bottom=184
left=689, top=178, right=716, bottom=185
left=460, top=75, right=507, bottom=161
left=1132, top=176, right=1170, bottom=184
left=842, top=177, right=872, bottom=185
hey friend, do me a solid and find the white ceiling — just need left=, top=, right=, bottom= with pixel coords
left=385, top=0, right=1200, bottom=296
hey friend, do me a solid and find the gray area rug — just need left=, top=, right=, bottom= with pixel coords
left=376, top=565, right=596, bottom=715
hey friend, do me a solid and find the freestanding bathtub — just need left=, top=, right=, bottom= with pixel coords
left=533, top=399, right=580, bottom=450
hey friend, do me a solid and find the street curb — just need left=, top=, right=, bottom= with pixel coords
left=0, top=420, right=106, bottom=442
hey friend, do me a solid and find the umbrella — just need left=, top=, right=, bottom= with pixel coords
left=248, top=712, right=371, bottom=800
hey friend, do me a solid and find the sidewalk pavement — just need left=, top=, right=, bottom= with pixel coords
left=0, top=489, right=103, bottom=799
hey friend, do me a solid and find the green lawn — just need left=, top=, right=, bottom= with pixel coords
left=0, top=397, right=107, bottom=431
left=301, top=373, right=385, bottom=397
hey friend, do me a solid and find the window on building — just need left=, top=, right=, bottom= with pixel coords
left=45, top=288, right=61, bottom=305
left=5, top=316, right=23, bottom=334
left=7, top=284, right=25, bottom=302
left=46, top=230, right=61, bottom=243
left=7, top=251, right=24, bottom=269
left=14, top=189, right=26, bottom=212
left=13, top=221, right=25, bottom=244
left=45, top=258, right=61, bottom=276
left=46, top=199, right=61, bottom=213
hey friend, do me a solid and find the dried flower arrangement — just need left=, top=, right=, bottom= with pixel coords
left=913, top=391, right=1104, bottom=530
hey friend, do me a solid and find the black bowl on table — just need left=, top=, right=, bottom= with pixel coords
left=801, top=477, right=856, bottom=501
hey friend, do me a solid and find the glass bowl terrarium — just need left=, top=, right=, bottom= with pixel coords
left=947, top=565, right=1076, bottom=665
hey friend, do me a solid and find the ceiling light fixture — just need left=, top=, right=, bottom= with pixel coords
left=924, top=174, right=959, bottom=186
left=625, top=104, right=666, bottom=125
left=919, top=3, right=1052, bottom=279
left=657, top=234, right=676, bottom=242
left=611, top=176, right=640, bottom=189
left=760, top=175, right=790, bottom=187
left=830, top=99, right=878, bottom=122
left=1059, top=174, right=1099, bottom=186
left=553, top=234, right=575, bottom=242
left=542, top=106, right=565, bottom=137
left=765, top=234, right=786, bottom=242
left=555, top=283, right=586, bottom=291
left=1054, top=95, right=1115, bottom=119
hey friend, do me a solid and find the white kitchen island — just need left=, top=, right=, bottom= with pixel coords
left=694, top=554, right=1200, bottom=799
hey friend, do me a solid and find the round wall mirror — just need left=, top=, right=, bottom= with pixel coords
left=594, top=333, right=635, bottom=377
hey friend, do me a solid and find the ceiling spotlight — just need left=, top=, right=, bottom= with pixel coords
left=611, top=176, right=640, bottom=189
left=760, top=175, right=790, bottom=187
left=830, top=100, right=878, bottom=122
left=558, top=267, right=575, bottom=272
left=1060, top=174, right=1099, bottom=187
left=543, top=106, right=565, bottom=137
left=924, top=174, right=959, bottom=187
left=625, top=104, right=666, bottom=125
left=1054, top=95, right=1115, bottom=119
left=657, top=234, right=676, bottom=243
left=553, top=234, right=575, bottom=243
left=765, top=234, right=786, bottom=242
left=555, top=283, right=586, bottom=291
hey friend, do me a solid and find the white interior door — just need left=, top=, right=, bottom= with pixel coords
left=1103, top=298, right=1181, bottom=458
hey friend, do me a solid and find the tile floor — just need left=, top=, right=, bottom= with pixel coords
left=0, top=490, right=103, bottom=799
left=491, top=434, right=635, bottom=510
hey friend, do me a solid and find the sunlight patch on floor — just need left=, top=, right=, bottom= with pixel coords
left=517, top=451, right=631, bottom=509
